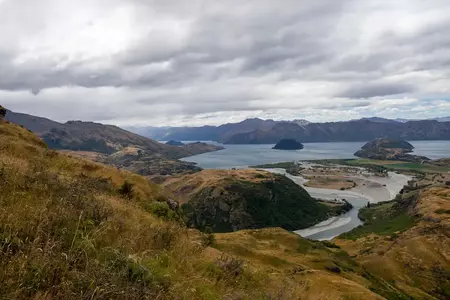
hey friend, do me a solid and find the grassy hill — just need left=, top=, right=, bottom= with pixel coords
left=41, top=120, right=223, bottom=158
left=164, top=169, right=347, bottom=232
left=336, top=180, right=450, bottom=299
left=3, top=108, right=223, bottom=176
left=4, top=108, right=63, bottom=134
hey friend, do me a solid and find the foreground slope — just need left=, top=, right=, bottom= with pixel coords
left=0, top=119, right=390, bottom=299
left=336, top=180, right=450, bottom=299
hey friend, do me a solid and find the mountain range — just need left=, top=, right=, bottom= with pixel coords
left=6, top=108, right=450, bottom=146
left=128, top=116, right=450, bottom=144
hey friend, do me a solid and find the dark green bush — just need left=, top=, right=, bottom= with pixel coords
left=147, top=202, right=178, bottom=221
left=0, top=106, right=6, bottom=119
left=118, top=181, right=133, bottom=199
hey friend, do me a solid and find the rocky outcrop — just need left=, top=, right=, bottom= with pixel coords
left=272, top=138, right=304, bottom=150
left=354, top=138, right=430, bottom=162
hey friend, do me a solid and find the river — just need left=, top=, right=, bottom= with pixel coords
left=266, top=168, right=411, bottom=240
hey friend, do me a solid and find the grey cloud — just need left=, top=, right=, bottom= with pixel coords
left=1, top=0, right=450, bottom=125
left=337, top=83, right=415, bottom=99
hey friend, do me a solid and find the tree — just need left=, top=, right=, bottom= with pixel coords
left=0, top=106, right=6, bottom=120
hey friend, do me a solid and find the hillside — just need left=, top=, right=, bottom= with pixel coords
left=5, top=109, right=63, bottom=134
left=336, top=177, right=450, bottom=299
left=164, top=169, right=342, bottom=232
left=4, top=109, right=223, bottom=159
left=0, top=118, right=402, bottom=299
left=3, top=108, right=223, bottom=176
left=41, top=121, right=224, bottom=158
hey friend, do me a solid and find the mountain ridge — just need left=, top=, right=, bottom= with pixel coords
left=128, top=116, right=450, bottom=144
left=3, top=108, right=223, bottom=176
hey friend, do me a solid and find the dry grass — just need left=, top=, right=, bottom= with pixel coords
left=213, top=228, right=385, bottom=299
left=163, top=169, right=274, bottom=204
left=0, top=121, right=293, bottom=299
left=58, top=150, right=107, bottom=161
left=336, top=187, right=450, bottom=299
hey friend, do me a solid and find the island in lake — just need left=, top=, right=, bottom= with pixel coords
left=354, top=138, right=430, bottom=162
left=272, top=138, right=304, bottom=150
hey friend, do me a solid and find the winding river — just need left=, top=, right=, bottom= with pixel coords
left=266, top=168, right=411, bottom=240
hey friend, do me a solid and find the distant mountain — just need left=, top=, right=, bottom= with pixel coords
left=359, top=117, right=400, bottom=123
left=3, top=108, right=221, bottom=158
left=395, top=116, right=450, bottom=123
left=5, top=109, right=62, bottom=134
left=225, top=119, right=450, bottom=144
left=133, top=116, right=450, bottom=144
left=128, top=118, right=278, bottom=142
left=290, top=119, right=310, bottom=126
left=435, top=116, right=450, bottom=122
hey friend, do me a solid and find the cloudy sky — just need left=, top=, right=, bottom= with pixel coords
left=1, top=0, right=450, bottom=126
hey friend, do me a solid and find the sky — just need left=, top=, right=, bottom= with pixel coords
left=1, top=0, right=450, bottom=127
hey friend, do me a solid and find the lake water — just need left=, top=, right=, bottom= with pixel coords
left=182, top=140, right=450, bottom=169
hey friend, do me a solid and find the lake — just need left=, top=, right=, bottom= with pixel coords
left=182, top=140, right=450, bottom=169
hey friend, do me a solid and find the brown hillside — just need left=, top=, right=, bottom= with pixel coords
left=336, top=186, right=450, bottom=299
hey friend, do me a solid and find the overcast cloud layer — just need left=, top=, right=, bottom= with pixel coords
left=1, top=0, right=450, bottom=126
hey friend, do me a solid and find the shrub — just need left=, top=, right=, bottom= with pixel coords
left=322, top=241, right=341, bottom=249
left=215, top=255, right=245, bottom=280
left=118, top=180, right=133, bottom=199
left=325, top=264, right=342, bottom=273
left=146, top=202, right=178, bottom=221
left=0, top=105, right=6, bottom=119
left=202, top=233, right=216, bottom=247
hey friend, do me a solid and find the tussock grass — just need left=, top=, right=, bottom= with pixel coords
left=0, top=121, right=290, bottom=299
